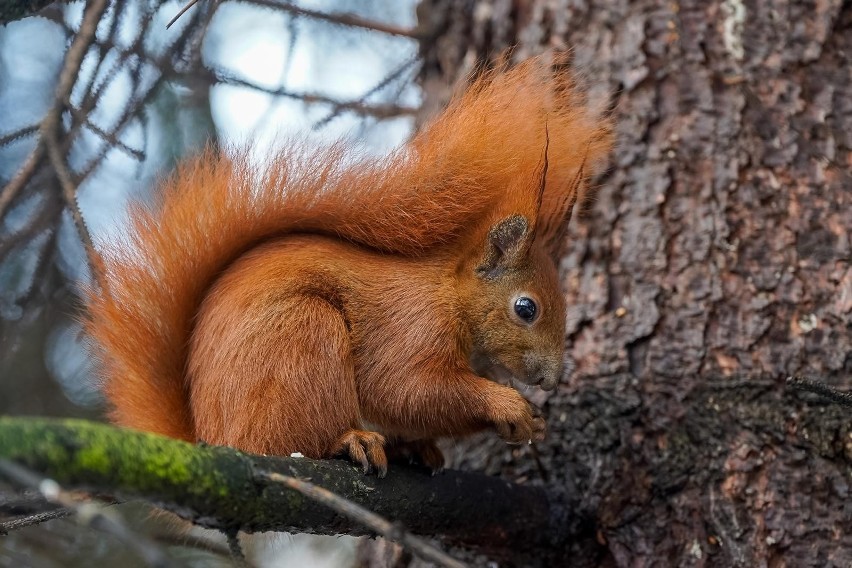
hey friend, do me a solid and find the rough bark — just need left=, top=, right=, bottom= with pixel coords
left=416, top=0, right=851, bottom=565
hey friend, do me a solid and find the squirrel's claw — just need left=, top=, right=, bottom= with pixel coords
left=334, top=430, right=388, bottom=478
left=492, top=392, right=548, bottom=445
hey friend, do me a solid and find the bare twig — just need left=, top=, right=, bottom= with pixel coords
left=0, top=142, right=45, bottom=219
left=61, top=0, right=128, bottom=150
left=0, top=191, right=62, bottom=260
left=166, top=0, right=200, bottom=28
left=313, top=54, right=420, bottom=130
left=72, top=6, right=205, bottom=187
left=7, top=229, right=57, bottom=311
left=0, top=459, right=171, bottom=567
left=70, top=10, right=149, bottom=145
left=152, top=531, right=235, bottom=560
left=1, top=488, right=58, bottom=511
left=787, top=376, right=852, bottom=409
left=0, top=0, right=110, bottom=285
left=0, top=508, right=70, bottom=535
left=169, top=0, right=420, bottom=38
left=257, top=471, right=468, bottom=568
left=1, top=0, right=109, bottom=213
left=251, top=0, right=420, bottom=38
left=66, top=105, right=145, bottom=160
left=210, top=68, right=419, bottom=119
left=0, top=124, right=39, bottom=148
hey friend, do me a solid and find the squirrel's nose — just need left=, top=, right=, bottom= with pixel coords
left=526, top=357, right=562, bottom=391
left=537, top=374, right=558, bottom=391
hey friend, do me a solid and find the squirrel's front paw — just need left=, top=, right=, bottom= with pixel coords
left=491, top=393, right=546, bottom=445
left=333, top=430, right=388, bottom=477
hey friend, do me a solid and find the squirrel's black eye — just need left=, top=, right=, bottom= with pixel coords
left=514, top=297, right=538, bottom=323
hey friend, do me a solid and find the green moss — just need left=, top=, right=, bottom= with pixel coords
left=139, top=444, right=192, bottom=483
left=76, top=445, right=111, bottom=474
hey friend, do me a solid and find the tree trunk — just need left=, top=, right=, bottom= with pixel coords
left=416, top=0, right=851, bottom=565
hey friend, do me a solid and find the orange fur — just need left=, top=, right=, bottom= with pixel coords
left=85, top=54, right=611, bottom=473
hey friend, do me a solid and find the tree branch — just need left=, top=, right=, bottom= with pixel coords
left=39, top=0, right=110, bottom=289
left=0, top=459, right=171, bottom=567
left=787, top=376, right=852, bottom=409
left=254, top=0, right=420, bottom=38
left=259, top=471, right=467, bottom=568
left=0, top=417, right=557, bottom=560
left=0, top=508, right=69, bottom=535
left=0, top=0, right=109, bottom=286
left=208, top=67, right=419, bottom=119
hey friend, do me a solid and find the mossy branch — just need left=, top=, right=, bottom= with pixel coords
left=0, top=417, right=555, bottom=556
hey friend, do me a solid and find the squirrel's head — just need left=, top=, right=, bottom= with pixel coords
left=458, top=214, right=566, bottom=391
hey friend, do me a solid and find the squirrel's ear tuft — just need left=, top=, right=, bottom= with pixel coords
left=476, top=215, right=530, bottom=278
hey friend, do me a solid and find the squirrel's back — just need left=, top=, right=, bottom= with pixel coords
left=86, top=54, right=611, bottom=441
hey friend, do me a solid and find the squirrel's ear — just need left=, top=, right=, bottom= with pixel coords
left=476, top=215, right=530, bottom=278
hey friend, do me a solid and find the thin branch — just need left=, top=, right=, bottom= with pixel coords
left=166, top=0, right=200, bottom=28
left=258, top=471, right=468, bottom=568
left=253, top=0, right=420, bottom=38
left=0, top=459, right=171, bottom=567
left=72, top=7, right=206, bottom=187
left=14, top=228, right=57, bottom=309
left=210, top=68, right=419, bottom=119
left=151, top=531, right=236, bottom=561
left=7, top=0, right=110, bottom=197
left=787, top=376, right=852, bottom=409
left=0, top=141, right=45, bottom=219
left=60, top=0, right=139, bottom=157
left=0, top=191, right=62, bottom=260
left=43, top=132, right=104, bottom=284
left=67, top=105, right=145, bottom=160
left=313, top=54, right=421, bottom=130
left=0, top=124, right=39, bottom=148
left=184, top=0, right=221, bottom=68
left=169, top=0, right=421, bottom=38
left=0, top=508, right=70, bottom=535
left=0, top=0, right=110, bottom=283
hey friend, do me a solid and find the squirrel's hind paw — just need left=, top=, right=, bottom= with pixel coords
left=334, top=430, right=388, bottom=477
left=387, top=439, right=445, bottom=474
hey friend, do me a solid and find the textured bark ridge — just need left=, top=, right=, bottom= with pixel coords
left=417, top=0, right=850, bottom=565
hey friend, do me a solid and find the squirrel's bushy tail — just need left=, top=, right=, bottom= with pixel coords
left=86, top=54, right=611, bottom=439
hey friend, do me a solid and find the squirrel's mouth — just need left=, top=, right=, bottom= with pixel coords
left=469, top=351, right=556, bottom=391
left=482, top=361, right=517, bottom=383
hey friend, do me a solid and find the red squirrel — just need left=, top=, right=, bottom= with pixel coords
left=85, top=54, right=611, bottom=476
